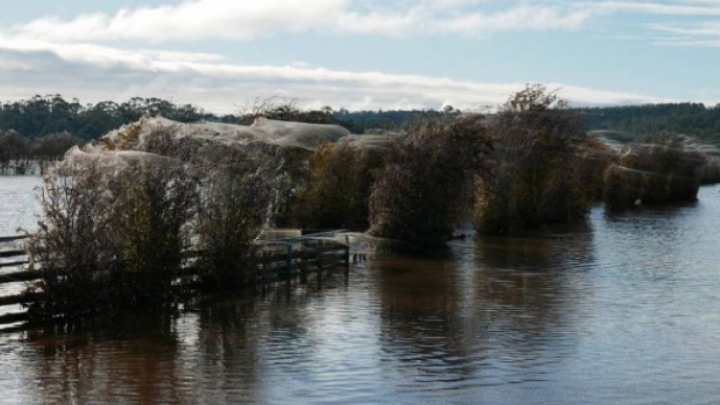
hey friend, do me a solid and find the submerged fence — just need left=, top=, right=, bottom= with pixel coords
left=0, top=232, right=352, bottom=327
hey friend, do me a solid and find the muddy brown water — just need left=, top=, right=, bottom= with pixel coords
left=1, top=176, right=720, bottom=404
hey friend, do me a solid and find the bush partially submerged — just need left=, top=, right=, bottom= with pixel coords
left=193, top=144, right=274, bottom=290
left=699, top=155, right=720, bottom=185
left=27, top=127, right=278, bottom=320
left=369, top=115, right=492, bottom=246
left=28, top=150, right=197, bottom=320
left=298, top=138, right=384, bottom=230
left=603, top=142, right=705, bottom=210
left=475, top=85, right=605, bottom=235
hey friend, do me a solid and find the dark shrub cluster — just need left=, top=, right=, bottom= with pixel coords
left=474, top=85, right=609, bottom=235
left=193, top=144, right=274, bottom=290
left=28, top=155, right=196, bottom=319
left=27, top=127, right=276, bottom=320
left=368, top=115, right=492, bottom=246
left=603, top=142, right=705, bottom=210
left=297, top=138, right=384, bottom=231
left=699, top=155, right=720, bottom=185
left=0, top=131, right=81, bottom=174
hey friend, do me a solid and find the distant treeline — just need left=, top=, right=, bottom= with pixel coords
left=0, top=94, right=444, bottom=142
left=3, top=95, right=720, bottom=146
left=579, top=103, right=720, bottom=144
left=0, top=132, right=82, bottom=174
left=0, top=95, right=219, bottom=141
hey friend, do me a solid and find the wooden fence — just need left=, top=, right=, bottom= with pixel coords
left=0, top=232, right=351, bottom=327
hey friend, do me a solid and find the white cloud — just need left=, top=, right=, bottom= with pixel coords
left=0, top=59, right=34, bottom=71
left=1, top=0, right=714, bottom=110
left=665, top=21, right=720, bottom=34
left=10, top=0, right=601, bottom=42
left=593, top=1, right=720, bottom=15
left=6, top=0, right=720, bottom=45
left=433, top=5, right=592, bottom=33
left=0, top=36, right=670, bottom=113
left=579, top=1, right=720, bottom=47
left=16, top=0, right=349, bottom=42
left=647, top=19, right=720, bottom=46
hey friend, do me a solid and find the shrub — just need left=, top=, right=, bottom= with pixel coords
left=475, top=85, right=601, bottom=235
left=369, top=115, right=492, bottom=246
left=27, top=125, right=285, bottom=320
left=27, top=162, right=116, bottom=320
left=0, top=131, right=31, bottom=174
left=699, top=155, right=720, bottom=185
left=109, top=161, right=196, bottom=308
left=298, top=138, right=384, bottom=230
left=604, top=142, right=704, bottom=210
left=27, top=150, right=196, bottom=320
left=193, top=144, right=274, bottom=290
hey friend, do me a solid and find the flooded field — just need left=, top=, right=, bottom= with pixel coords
left=0, top=176, right=42, bottom=235
left=1, top=176, right=720, bottom=404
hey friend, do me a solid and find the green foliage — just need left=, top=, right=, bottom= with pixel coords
left=580, top=102, right=720, bottom=145
left=333, top=109, right=448, bottom=134
left=111, top=162, right=196, bottom=308
left=3, top=94, right=720, bottom=147
left=0, top=95, right=210, bottom=141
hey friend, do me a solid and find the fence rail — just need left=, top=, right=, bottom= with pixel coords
left=0, top=232, right=352, bottom=327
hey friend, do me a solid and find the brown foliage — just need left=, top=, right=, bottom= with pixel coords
left=369, top=115, right=492, bottom=246
left=192, top=143, right=274, bottom=290
left=298, top=138, right=384, bottom=230
left=28, top=153, right=197, bottom=320
left=26, top=128, right=280, bottom=319
left=604, top=142, right=704, bottom=210
left=475, top=85, right=601, bottom=234
left=239, top=97, right=336, bottom=125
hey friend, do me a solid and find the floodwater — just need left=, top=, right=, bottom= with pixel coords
left=1, top=176, right=720, bottom=404
left=0, top=175, right=42, bottom=235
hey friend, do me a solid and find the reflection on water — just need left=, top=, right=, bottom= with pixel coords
left=1, top=184, right=720, bottom=404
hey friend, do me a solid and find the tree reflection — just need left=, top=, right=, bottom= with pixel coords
left=471, top=229, right=595, bottom=361
left=23, top=315, right=189, bottom=404
left=371, top=228, right=596, bottom=389
left=17, top=274, right=356, bottom=405
left=370, top=254, right=477, bottom=388
left=20, top=304, right=265, bottom=405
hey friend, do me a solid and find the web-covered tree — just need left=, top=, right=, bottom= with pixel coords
left=475, top=85, right=607, bottom=234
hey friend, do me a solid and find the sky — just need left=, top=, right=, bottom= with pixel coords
left=0, top=0, right=719, bottom=114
